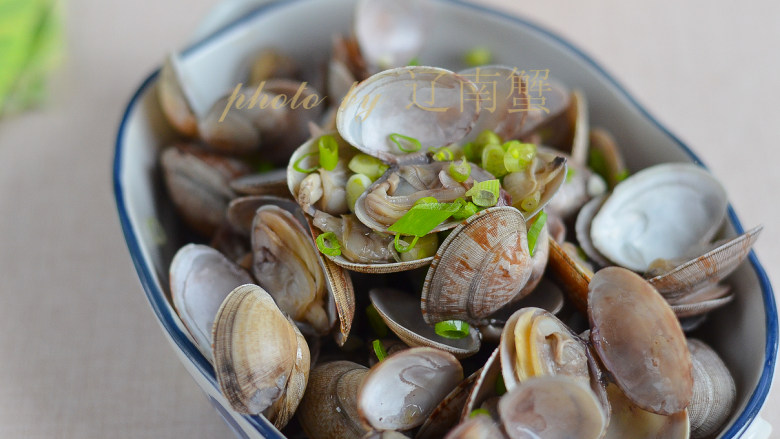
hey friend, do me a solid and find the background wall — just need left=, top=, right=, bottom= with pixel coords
left=0, top=0, right=776, bottom=437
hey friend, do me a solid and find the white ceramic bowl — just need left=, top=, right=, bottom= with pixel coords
left=114, top=0, right=777, bottom=437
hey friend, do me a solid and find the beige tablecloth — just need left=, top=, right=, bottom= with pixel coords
left=0, top=0, right=777, bottom=437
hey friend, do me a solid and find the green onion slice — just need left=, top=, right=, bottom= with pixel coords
left=469, top=409, right=491, bottom=418
left=464, top=47, right=492, bottom=67
left=292, top=152, right=319, bottom=173
left=346, top=173, right=372, bottom=212
left=449, top=159, right=472, bottom=183
left=388, top=202, right=461, bottom=237
left=465, top=179, right=500, bottom=207
left=435, top=320, right=470, bottom=339
left=407, top=57, right=420, bottom=66
left=566, top=167, right=576, bottom=182
left=503, top=141, right=535, bottom=173
left=520, top=191, right=541, bottom=213
left=348, top=154, right=388, bottom=181
left=462, top=142, right=478, bottom=162
left=452, top=200, right=480, bottom=220
left=588, top=148, right=609, bottom=182
left=394, top=234, right=420, bottom=253
left=432, top=146, right=454, bottom=161
left=616, top=169, right=630, bottom=183
left=366, top=304, right=388, bottom=338
left=527, top=211, right=547, bottom=257
left=481, top=144, right=508, bottom=178
left=372, top=339, right=388, bottom=362
left=315, top=232, right=341, bottom=256
left=414, top=196, right=438, bottom=206
left=475, top=130, right=502, bottom=148
left=389, top=133, right=422, bottom=153
left=318, top=135, right=339, bottom=171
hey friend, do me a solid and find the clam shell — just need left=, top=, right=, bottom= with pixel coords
left=547, top=237, right=592, bottom=313
left=445, top=416, right=507, bottom=439
left=574, top=195, right=611, bottom=267
left=458, top=65, right=527, bottom=143
left=648, top=225, right=763, bottom=300
left=297, top=361, right=369, bottom=439
left=589, top=128, right=628, bottom=190
left=230, top=169, right=291, bottom=197
left=264, top=321, right=311, bottom=429
left=498, top=375, right=607, bottom=439
left=158, top=54, right=200, bottom=136
left=212, top=284, right=302, bottom=414
left=169, top=244, right=253, bottom=362
left=687, top=339, right=736, bottom=439
left=370, top=288, right=481, bottom=359
left=603, top=382, right=689, bottom=439
left=421, top=207, right=533, bottom=325
left=227, top=195, right=300, bottom=236
left=588, top=267, right=693, bottom=415
left=590, top=163, right=728, bottom=272
left=460, top=348, right=501, bottom=421
left=501, top=151, right=568, bottom=220
left=336, top=66, right=479, bottom=165
left=354, top=0, right=430, bottom=71
left=416, top=371, right=481, bottom=439
left=669, top=283, right=734, bottom=318
left=498, top=308, right=589, bottom=392
left=516, top=78, right=570, bottom=142
left=358, top=347, right=463, bottom=431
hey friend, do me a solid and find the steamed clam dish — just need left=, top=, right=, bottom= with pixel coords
left=156, top=1, right=761, bottom=437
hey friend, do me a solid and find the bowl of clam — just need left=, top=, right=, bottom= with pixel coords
left=114, top=0, right=777, bottom=438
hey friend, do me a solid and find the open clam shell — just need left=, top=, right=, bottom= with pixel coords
left=369, top=288, right=481, bottom=359
left=158, top=54, right=201, bottom=137
left=169, top=244, right=253, bottom=362
left=461, top=348, right=502, bottom=421
left=546, top=237, right=593, bottom=313
left=297, top=361, right=369, bottom=439
left=227, top=195, right=300, bottom=236
left=669, top=283, right=734, bottom=318
left=212, top=284, right=309, bottom=415
left=589, top=128, right=628, bottom=190
left=588, top=267, right=693, bottom=415
left=574, top=195, right=611, bottom=267
left=687, top=339, right=736, bottom=439
left=458, top=65, right=528, bottom=144
left=230, top=168, right=290, bottom=197
left=421, top=207, right=533, bottom=325
left=354, top=0, right=431, bottom=71
left=336, top=66, right=480, bottom=165
left=603, top=382, right=690, bottom=439
left=498, top=375, right=607, bottom=439
left=648, top=225, right=763, bottom=300
left=590, top=163, right=728, bottom=272
left=358, top=347, right=463, bottom=431
left=416, top=371, right=481, bottom=439
left=501, top=150, right=567, bottom=220
left=445, top=416, right=507, bottom=439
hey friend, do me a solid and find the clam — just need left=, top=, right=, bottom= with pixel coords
left=444, top=416, right=507, bottom=439
left=362, top=431, right=408, bottom=439
left=546, top=236, right=593, bottom=313
left=354, top=0, right=431, bottom=71
left=358, top=347, right=463, bottom=431
left=369, top=287, right=481, bottom=359
left=251, top=204, right=355, bottom=343
left=212, top=284, right=310, bottom=424
left=336, top=66, right=480, bottom=165
left=458, top=66, right=528, bottom=144
left=574, top=195, right=611, bottom=268
left=515, top=78, right=571, bottom=144
left=265, top=322, right=311, bottom=429
left=160, top=144, right=251, bottom=236
left=687, top=339, right=736, bottom=439
left=169, top=244, right=253, bottom=362
left=461, top=348, right=502, bottom=420
left=590, top=163, right=728, bottom=272
left=230, top=168, right=291, bottom=197
left=416, top=371, right=481, bottom=439
left=158, top=54, right=200, bottom=137
left=227, top=195, right=300, bottom=236
left=248, top=48, right=299, bottom=85
left=498, top=375, right=607, bottom=439
left=501, top=150, right=567, bottom=220
left=421, top=207, right=534, bottom=325
left=603, top=382, right=690, bottom=439
left=498, top=308, right=590, bottom=391
left=588, top=267, right=693, bottom=415
left=669, top=283, right=734, bottom=318
left=297, top=361, right=369, bottom=439
left=589, top=128, right=628, bottom=190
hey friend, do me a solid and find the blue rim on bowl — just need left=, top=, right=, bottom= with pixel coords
left=114, top=0, right=778, bottom=437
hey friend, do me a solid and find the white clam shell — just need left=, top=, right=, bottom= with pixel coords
left=458, top=65, right=527, bottom=144
left=169, top=244, right=253, bottom=362
left=354, top=0, right=431, bottom=70
left=590, top=163, right=727, bottom=272
left=336, top=66, right=479, bottom=165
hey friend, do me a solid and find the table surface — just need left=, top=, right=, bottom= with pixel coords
left=0, top=0, right=777, bottom=437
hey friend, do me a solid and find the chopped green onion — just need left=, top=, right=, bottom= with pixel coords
left=292, top=152, right=318, bottom=173
left=415, top=196, right=438, bottom=206
left=481, top=144, right=508, bottom=178
left=527, top=211, right=547, bottom=257
left=315, top=232, right=341, bottom=256
left=475, top=130, right=502, bottom=149
left=588, top=148, right=609, bottom=183
left=372, top=339, right=388, bottom=362
left=435, top=320, right=470, bottom=339
left=566, top=167, right=576, bottom=182
left=576, top=246, right=589, bottom=261
left=366, top=305, right=388, bottom=338
left=462, top=142, right=478, bottom=162
left=399, top=233, right=439, bottom=261
left=407, top=57, right=420, bottom=66
left=520, top=191, right=541, bottom=212
left=388, top=202, right=461, bottom=237
left=452, top=200, right=480, bottom=220
left=465, top=179, right=500, bottom=207
left=469, top=409, right=491, bottom=418
left=464, top=47, right=492, bottom=67
left=502, top=141, right=535, bottom=173
left=318, top=135, right=339, bottom=171
left=346, top=173, right=372, bottom=212
left=449, top=159, right=472, bottom=182
left=495, top=374, right=507, bottom=396
left=616, top=169, right=630, bottom=183
left=389, top=133, right=422, bottom=153
left=432, top=146, right=454, bottom=161
left=348, top=154, right=389, bottom=181
left=394, top=234, right=420, bottom=253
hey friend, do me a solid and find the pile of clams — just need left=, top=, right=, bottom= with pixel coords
left=157, top=1, right=761, bottom=437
